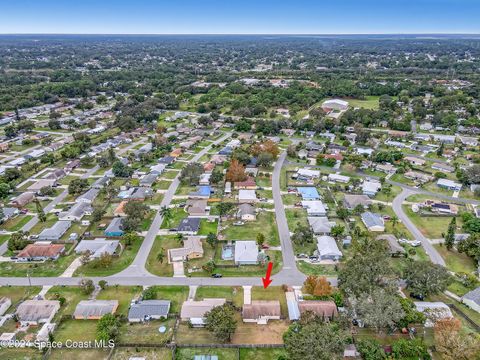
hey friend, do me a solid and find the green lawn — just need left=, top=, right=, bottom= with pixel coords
left=145, top=286, right=189, bottom=314
left=54, top=318, right=98, bottom=343
left=0, top=253, right=76, bottom=277
left=145, top=235, right=178, bottom=277
left=404, top=206, right=460, bottom=239
left=0, top=215, right=33, bottom=231
left=297, top=261, right=337, bottom=276
left=285, top=208, right=308, bottom=231
left=222, top=212, right=279, bottom=246
left=112, top=348, right=170, bottom=360
left=46, top=286, right=90, bottom=316
left=344, top=96, right=380, bottom=110
left=198, top=219, right=218, bottom=235
left=239, top=348, right=287, bottom=360
left=434, top=245, right=476, bottom=274
left=119, top=318, right=175, bottom=344
left=0, top=286, right=41, bottom=311
left=49, top=348, right=111, bottom=360
left=74, top=236, right=144, bottom=277
left=195, top=286, right=244, bottom=308
left=160, top=207, right=188, bottom=229
left=97, top=286, right=143, bottom=315
left=176, top=348, right=237, bottom=360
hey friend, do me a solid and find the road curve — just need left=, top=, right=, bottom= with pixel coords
left=392, top=188, right=446, bottom=266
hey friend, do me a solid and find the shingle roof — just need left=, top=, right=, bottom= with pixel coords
left=74, top=300, right=118, bottom=319
left=242, top=301, right=281, bottom=319
left=128, top=300, right=171, bottom=320
left=463, top=286, right=480, bottom=305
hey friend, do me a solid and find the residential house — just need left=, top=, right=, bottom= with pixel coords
left=130, top=187, right=153, bottom=201
left=140, top=173, right=158, bottom=187
left=238, top=189, right=258, bottom=204
left=75, top=239, right=119, bottom=258
left=234, top=177, right=257, bottom=190
left=462, top=287, right=480, bottom=313
left=128, top=300, right=171, bottom=322
left=10, top=192, right=35, bottom=208
left=376, top=235, right=406, bottom=257
left=58, top=202, right=92, bottom=221
left=308, top=217, right=336, bottom=235
left=168, top=236, right=204, bottom=262
left=404, top=156, right=426, bottom=166
left=425, top=200, right=458, bottom=215
left=361, top=212, right=385, bottom=232
left=343, top=194, right=372, bottom=210
left=199, top=173, right=211, bottom=186
left=17, top=243, right=65, bottom=262
left=180, top=298, right=226, bottom=327
left=186, top=199, right=209, bottom=217
left=73, top=300, right=119, bottom=320
left=38, top=221, right=72, bottom=241
left=437, top=178, right=462, bottom=191
left=328, top=173, right=350, bottom=184
left=414, top=302, right=453, bottom=327
left=234, top=241, right=259, bottom=265
left=158, top=156, right=176, bottom=165
left=1, top=207, right=19, bottom=223
left=301, top=200, right=327, bottom=217
left=297, top=187, right=320, bottom=201
left=295, top=169, right=320, bottom=181
left=298, top=300, right=338, bottom=320
left=404, top=171, right=434, bottom=184
left=362, top=180, right=381, bottom=197
left=432, top=163, right=455, bottom=173
left=316, top=236, right=342, bottom=261
left=105, top=218, right=124, bottom=237
left=46, top=169, right=66, bottom=180
left=76, top=188, right=99, bottom=204
left=375, top=163, right=397, bottom=174
left=177, top=217, right=201, bottom=235
left=242, top=301, right=281, bottom=324
left=236, top=204, right=256, bottom=221
left=27, top=179, right=57, bottom=192
left=16, top=300, right=60, bottom=325
left=114, top=201, right=128, bottom=217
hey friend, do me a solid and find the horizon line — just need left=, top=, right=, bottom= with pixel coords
left=1, top=32, right=480, bottom=36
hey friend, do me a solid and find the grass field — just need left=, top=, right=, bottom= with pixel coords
left=74, top=237, right=144, bottom=277
left=145, top=286, right=189, bottom=313
left=145, top=235, right=177, bottom=277
left=0, top=215, right=33, bottom=231
left=46, top=286, right=90, bottom=316
left=222, top=212, right=279, bottom=246
left=403, top=206, right=460, bottom=239
left=344, top=96, right=380, bottom=110
left=433, top=245, right=476, bottom=274
left=112, top=348, right=170, bottom=360
left=176, top=347, right=237, bottom=360
left=297, top=261, right=337, bottom=276
left=239, top=348, right=287, bottom=360
left=194, top=286, right=244, bottom=308
left=54, top=318, right=98, bottom=342
left=285, top=208, right=308, bottom=231
left=0, top=253, right=76, bottom=277
left=49, top=349, right=111, bottom=360
left=0, top=286, right=41, bottom=311
left=119, top=318, right=175, bottom=344
left=96, top=286, right=142, bottom=315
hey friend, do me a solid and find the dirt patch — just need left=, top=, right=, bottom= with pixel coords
left=232, top=320, right=289, bottom=344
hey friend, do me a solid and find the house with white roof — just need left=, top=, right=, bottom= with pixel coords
left=328, top=173, right=350, bottom=184
left=316, top=236, right=342, bottom=261
left=301, top=200, right=327, bottom=217
left=362, top=180, right=381, bottom=197
left=234, top=241, right=259, bottom=265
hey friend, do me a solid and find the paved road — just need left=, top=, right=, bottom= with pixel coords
left=272, top=152, right=300, bottom=273
left=392, top=188, right=446, bottom=266
left=117, top=132, right=232, bottom=277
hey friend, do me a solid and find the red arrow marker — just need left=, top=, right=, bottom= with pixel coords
left=262, top=262, right=273, bottom=289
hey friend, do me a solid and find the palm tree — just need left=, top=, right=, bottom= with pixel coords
left=160, top=206, right=173, bottom=227
left=391, top=215, right=399, bottom=228
left=176, top=233, right=184, bottom=245
left=157, top=248, right=165, bottom=264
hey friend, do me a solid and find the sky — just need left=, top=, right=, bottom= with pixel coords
left=1, top=0, right=479, bottom=34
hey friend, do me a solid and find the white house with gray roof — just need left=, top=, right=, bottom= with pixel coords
left=38, top=221, right=72, bottom=241
left=128, top=300, right=171, bottom=322
left=361, top=212, right=385, bottom=232
left=462, top=286, right=480, bottom=313
left=75, top=239, right=119, bottom=258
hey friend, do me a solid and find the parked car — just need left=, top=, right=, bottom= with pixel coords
left=20, top=209, right=28, bottom=214
left=233, top=221, right=245, bottom=226
left=410, top=293, right=425, bottom=301
left=211, top=273, right=223, bottom=278
left=410, top=240, right=422, bottom=247
left=398, top=238, right=409, bottom=244
left=297, top=253, right=308, bottom=258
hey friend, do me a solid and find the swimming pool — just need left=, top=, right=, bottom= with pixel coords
left=222, top=245, right=234, bottom=260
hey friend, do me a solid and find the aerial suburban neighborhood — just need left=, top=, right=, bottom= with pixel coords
left=0, top=2, right=480, bottom=360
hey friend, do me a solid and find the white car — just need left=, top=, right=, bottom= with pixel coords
left=398, top=238, right=409, bottom=244
left=410, top=240, right=422, bottom=247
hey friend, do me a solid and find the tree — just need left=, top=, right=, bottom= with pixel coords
left=205, top=303, right=237, bottom=342
left=34, top=198, right=46, bottom=222
left=338, top=239, right=396, bottom=297
left=330, top=224, right=345, bottom=238
left=68, top=178, right=89, bottom=195
left=202, top=260, right=216, bottom=274
left=0, top=182, right=10, bottom=198
left=206, top=233, right=218, bottom=248
left=257, top=152, right=274, bottom=167
left=98, top=280, right=108, bottom=290
left=287, top=144, right=297, bottom=158
left=48, top=119, right=61, bottom=130
left=349, top=288, right=405, bottom=333
left=92, top=207, right=106, bottom=222
left=391, top=215, right=399, bottom=228
left=124, top=202, right=149, bottom=219
left=112, top=160, right=133, bottom=178
left=123, top=232, right=140, bottom=247
left=79, top=279, right=95, bottom=295
left=304, top=276, right=333, bottom=297
left=179, top=162, right=204, bottom=185
left=142, top=287, right=158, bottom=300
left=210, top=168, right=223, bottom=184
left=160, top=206, right=173, bottom=227
left=96, top=313, right=120, bottom=342
left=8, top=231, right=29, bottom=251
left=225, top=159, right=247, bottom=183
left=176, top=232, right=184, bottom=245
left=404, top=261, right=452, bottom=298
left=391, top=338, right=429, bottom=360
left=457, top=233, right=480, bottom=264
left=157, top=248, right=165, bottom=264
left=256, top=233, right=265, bottom=247
left=445, top=217, right=456, bottom=250
left=357, top=339, right=386, bottom=360
left=434, top=318, right=480, bottom=360
left=217, top=202, right=235, bottom=216
left=291, top=224, right=314, bottom=247
left=283, top=314, right=347, bottom=360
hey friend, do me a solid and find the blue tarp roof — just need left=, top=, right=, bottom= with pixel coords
left=297, top=187, right=320, bottom=200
